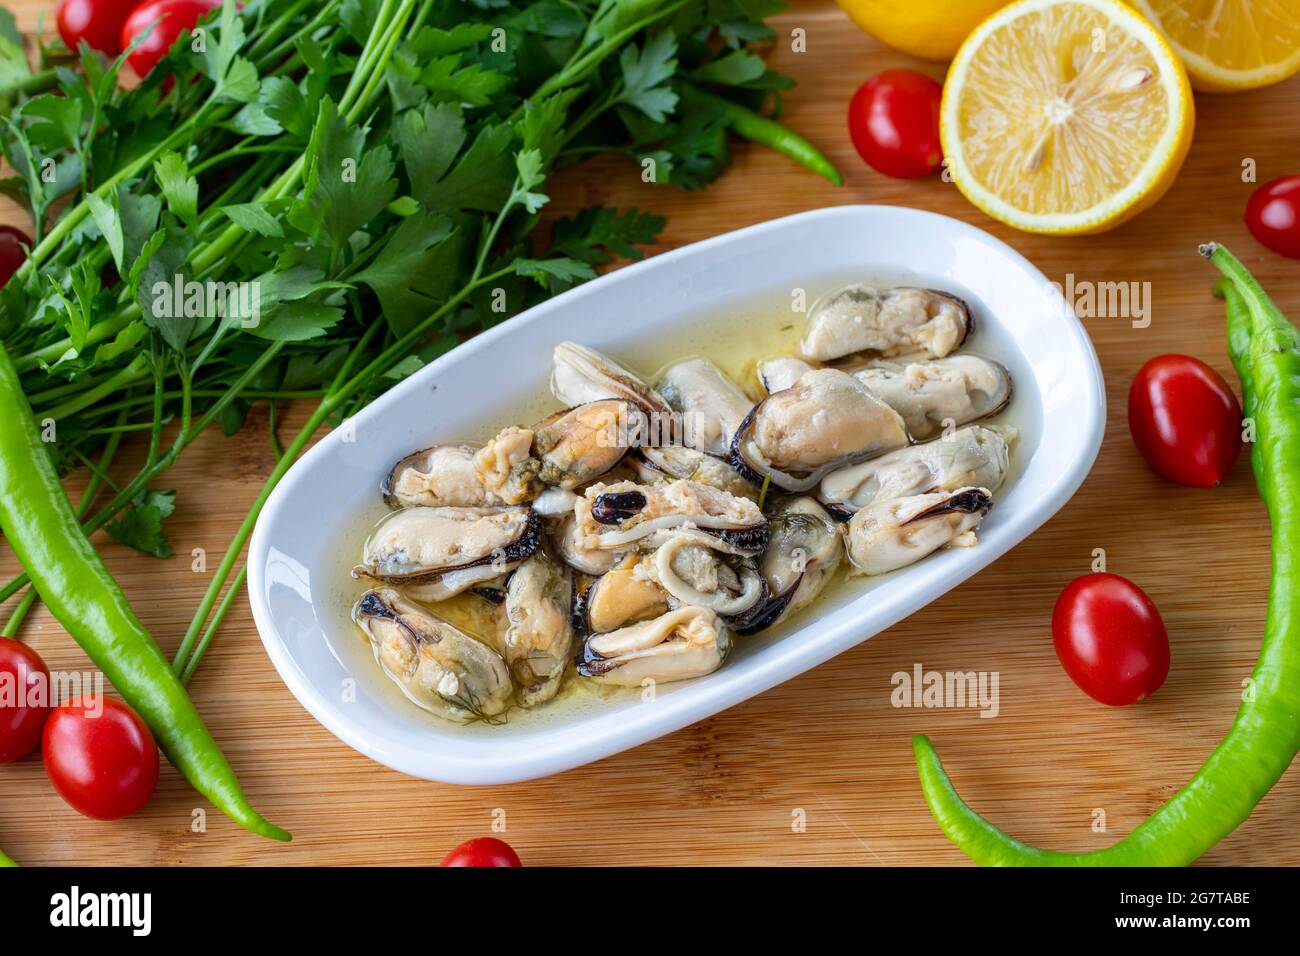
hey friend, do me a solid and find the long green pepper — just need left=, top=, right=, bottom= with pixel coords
left=0, top=342, right=289, bottom=842
left=912, top=243, right=1300, bottom=865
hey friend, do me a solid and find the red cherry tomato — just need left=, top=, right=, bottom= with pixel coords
left=0, top=637, right=52, bottom=763
left=1053, top=573, right=1170, bottom=706
left=1128, top=354, right=1243, bottom=488
left=121, top=0, right=222, bottom=77
left=1245, top=174, right=1300, bottom=259
left=0, top=225, right=31, bottom=289
left=57, top=0, right=141, bottom=55
left=440, top=837, right=522, bottom=867
left=42, top=695, right=159, bottom=820
left=847, top=69, right=944, bottom=179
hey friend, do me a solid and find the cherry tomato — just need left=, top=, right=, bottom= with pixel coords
left=440, top=837, right=522, bottom=867
left=121, top=0, right=221, bottom=77
left=57, top=0, right=141, bottom=55
left=0, top=637, right=52, bottom=763
left=42, top=695, right=159, bottom=820
left=847, top=69, right=944, bottom=179
left=1245, top=174, right=1300, bottom=259
left=1128, top=354, right=1242, bottom=488
left=1053, top=573, right=1170, bottom=706
left=0, top=225, right=31, bottom=289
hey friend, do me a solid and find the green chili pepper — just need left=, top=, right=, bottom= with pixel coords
left=911, top=242, right=1300, bottom=866
left=0, top=848, right=16, bottom=867
left=685, top=85, right=843, bottom=186
left=0, top=343, right=289, bottom=842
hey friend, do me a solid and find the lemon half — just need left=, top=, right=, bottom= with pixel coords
left=1129, top=0, right=1300, bottom=92
left=941, top=0, right=1195, bottom=235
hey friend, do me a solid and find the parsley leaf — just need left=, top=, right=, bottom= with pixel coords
left=352, top=211, right=456, bottom=334
left=107, top=489, right=177, bottom=559
left=618, top=30, right=678, bottom=122
left=551, top=207, right=665, bottom=264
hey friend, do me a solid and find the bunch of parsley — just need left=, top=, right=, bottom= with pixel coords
left=0, top=0, right=799, bottom=674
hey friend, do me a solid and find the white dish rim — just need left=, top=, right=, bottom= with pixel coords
left=247, top=204, right=1106, bottom=784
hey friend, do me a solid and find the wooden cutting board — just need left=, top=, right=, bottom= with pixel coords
left=3, top=0, right=1298, bottom=866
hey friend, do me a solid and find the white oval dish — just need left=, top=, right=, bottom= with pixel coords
left=247, top=205, right=1104, bottom=784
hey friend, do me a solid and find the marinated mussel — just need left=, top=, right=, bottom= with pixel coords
left=353, top=588, right=512, bottom=721
left=819, top=425, right=1010, bottom=518
left=734, top=497, right=843, bottom=634
left=475, top=399, right=644, bottom=504
left=576, top=478, right=769, bottom=554
left=845, top=487, right=992, bottom=576
left=757, top=356, right=815, bottom=395
left=383, top=444, right=498, bottom=508
left=582, top=554, right=670, bottom=633
left=628, top=444, right=758, bottom=499
left=502, top=552, right=574, bottom=707
left=354, top=506, right=542, bottom=601
left=576, top=605, right=731, bottom=686
left=656, top=357, right=754, bottom=455
left=649, top=531, right=766, bottom=618
left=801, top=285, right=971, bottom=362
left=853, top=355, right=1012, bottom=440
left=730, top=368, right=908, bottom=492
left=551, top=342, right=674, bottom=422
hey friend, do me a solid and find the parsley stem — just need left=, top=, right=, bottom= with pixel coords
left=179, top=564, right=248, bottom=686
left=0, top=341, right=287, bottom=606
left=172, top=265, right=508, bottom=677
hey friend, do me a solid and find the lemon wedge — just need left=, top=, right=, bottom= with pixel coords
left=1129, top=0, right=1300, bottom=92
left=941, top=0, right=1194, bottom=235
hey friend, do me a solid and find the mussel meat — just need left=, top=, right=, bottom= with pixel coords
left=582, top=554, right=670, bottom=633
left=801, top=286, right=971, bottom=362
left=649, top=531, right=766, bottom=618
left=733, top=497, right=843, bottom=634
left=576, top=478, right=769, bottom=554
left=576, top=605, right=730, bottom=686
left=730, top=368, right=908, bottom=492
left=845, top=487, right=991, bottom=576
left=757, top=356, right=815, bottom=395
left=475, top=399, right=644, bottom=505
left=502, top=552, right=574, bottom=707
left=353, top=588, right=512, bottom=721
left=656, top=357, right=754, bottom=455
left=628, top=444, right=758, bottom=499
left=383, top=444, right=497, bottom=509
left=550, top=342, right=673, bottom=421
left=354, top=506, right=542, bottom=601
left=853, top=355, right=1012, bottom=440
left=819, top=425, right=1010, bottom=518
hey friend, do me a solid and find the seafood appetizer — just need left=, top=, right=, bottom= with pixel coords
left=350, top=283, right=1017, bottom=724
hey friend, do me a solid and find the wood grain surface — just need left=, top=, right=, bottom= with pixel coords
left=3, top=0, right=1299, bottom=866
